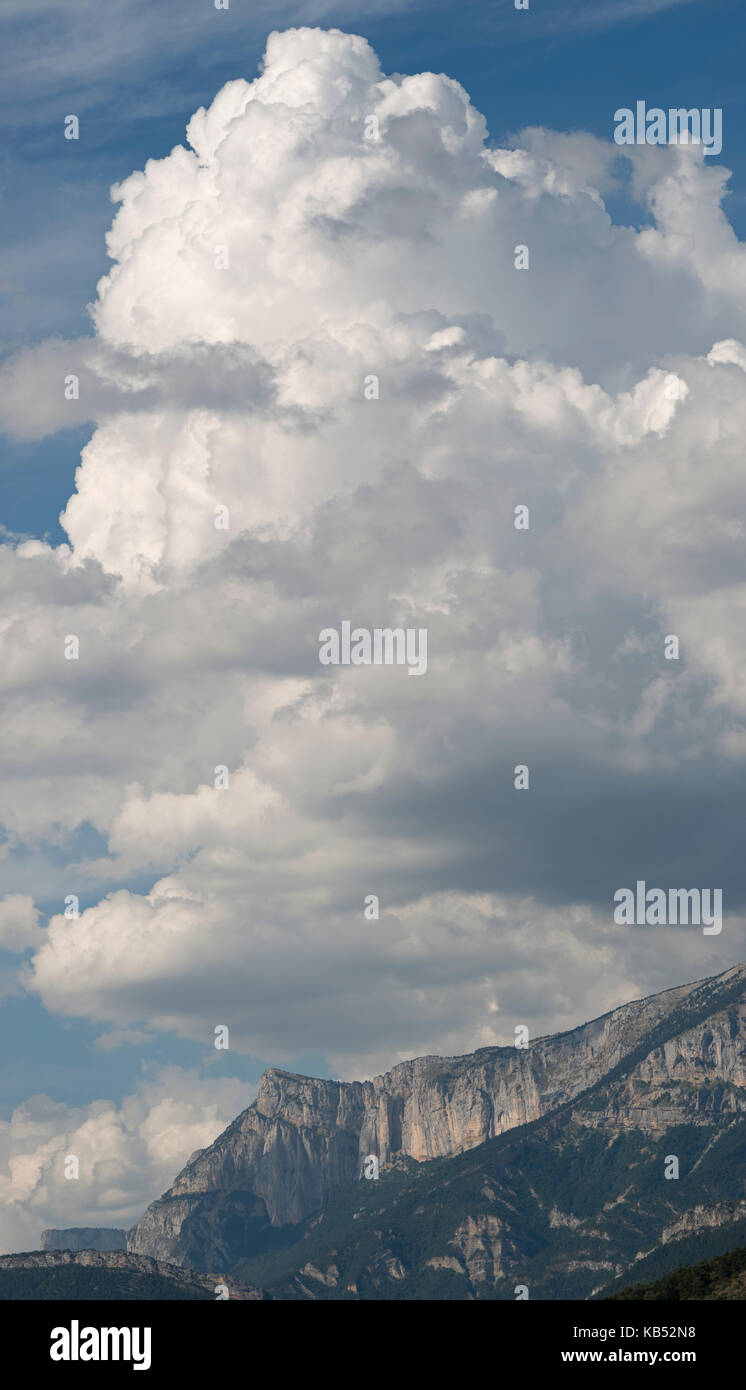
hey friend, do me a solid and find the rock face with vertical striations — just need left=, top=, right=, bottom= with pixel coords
left=127, top=963, right=746, bottom=1272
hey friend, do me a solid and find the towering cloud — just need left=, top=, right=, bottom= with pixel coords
left=1, top=26, right=745, bottom=1108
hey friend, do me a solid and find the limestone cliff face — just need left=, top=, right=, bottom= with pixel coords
left=575, top=997, right=746, bottom=1132
left=40, top=1227, right=127, bottom=1253
left=659, top=1200, right=746, bottom=1245
left=128, top=963, right=746, bottom=1270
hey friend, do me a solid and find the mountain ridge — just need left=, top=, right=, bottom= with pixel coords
left=0, top=1249, right=265, bottom=1300
left=127, top=961, right=746, bottom=1280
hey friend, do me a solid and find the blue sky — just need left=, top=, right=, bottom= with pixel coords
left=0, top=0, right=744, bottom=1197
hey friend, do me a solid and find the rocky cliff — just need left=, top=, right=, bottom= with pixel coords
left=40, top=1227, right=127, bottom=1253
left=128, top=962, right=746, bottom=1274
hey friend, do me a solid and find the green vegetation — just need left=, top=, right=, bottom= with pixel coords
left=231, top=1113, right=746, bottom=1300
left=0, top=1265, right=214, bottom=1300
left=606, top=1244, right=746, bottom=1301
left=594, top=1219, right=746, bottom=1298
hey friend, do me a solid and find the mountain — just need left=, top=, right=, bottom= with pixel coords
left=128, top=962, right=746, bottom=1297
left=606, top=1244, right=746, bottom=1300
left=0, top=1250, right=264, bottom=1300
left=40, top=1228, right=127, bottom=1253
left=224, top=1123, right=746, bottom=1300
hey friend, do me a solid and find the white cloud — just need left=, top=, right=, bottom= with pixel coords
left=0, top=28, right=745, bottom=1088
left=0, top=1068, right=252, bottom=1255
left=0, top=896, right=43, bottom=954
left=28, top=880, right=739, bottom=1081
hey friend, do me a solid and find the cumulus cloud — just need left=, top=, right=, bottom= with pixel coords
left=1, top=27, right=745, bottom=1100
left=27, top=884, right=740, bottom=1082
left=0, top=896, right=43, bottom=954
left=0, top=1067, right=252, bottom=1254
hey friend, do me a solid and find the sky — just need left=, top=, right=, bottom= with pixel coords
left=0, top=0, right=745, bottom=1251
